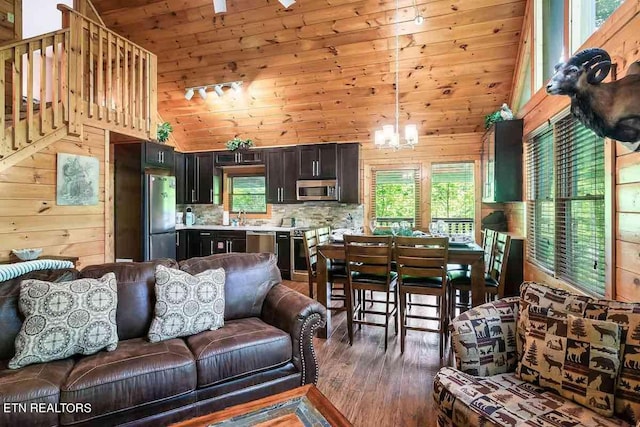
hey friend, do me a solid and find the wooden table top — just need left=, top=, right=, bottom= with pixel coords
left=171, top=385, right=352, bottom=427
left=318, top=241, right=484, bottom=254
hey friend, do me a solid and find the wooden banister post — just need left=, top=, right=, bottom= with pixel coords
left=148, top=54, right=158, bottom=140
left=66, top=11, right=81, bottom=136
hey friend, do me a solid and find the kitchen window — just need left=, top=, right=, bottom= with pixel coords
left=371, top=167, right=421, bottom=228
left=525, top=113, right=605, bottom=296
left=230, top=175, right=267, bottom=213
left=431, top=162, right=475, bottom=235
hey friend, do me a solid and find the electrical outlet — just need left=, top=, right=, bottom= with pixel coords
left=7, top=12, right=14, bottom=24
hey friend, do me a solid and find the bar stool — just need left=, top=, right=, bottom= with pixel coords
left=395, top=236, right=449, bottom=357
left=303, top=230, right=348, bottom=310
left=449, top=232, right=511, bottom=314
left=344, top=235, right=397, bottom=351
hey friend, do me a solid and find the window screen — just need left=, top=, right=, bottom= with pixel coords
left=230, top=176, right=266, bottom=213
left=371, top=168, right=421, bottom=228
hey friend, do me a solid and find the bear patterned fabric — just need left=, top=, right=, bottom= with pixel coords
left=517, top=282, right=592, bottom=360
left=148, top=265, right=225, bottom=343
left=433, top=366, right=631, bottom=427
left=516, top=305, right=622, bottom=417
left=450, top=297, right=519, bottom=376
left=583, top=299, right=640, bottom=424
left=9, top=273, right=119, bottom=369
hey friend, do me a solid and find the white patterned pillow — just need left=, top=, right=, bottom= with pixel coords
left=148, top=265, right=225, bottom=343
left=9, top=273, right=119, bottom=369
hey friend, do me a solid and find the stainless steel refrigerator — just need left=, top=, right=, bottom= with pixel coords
left=144, top=174, right=177, bottom=260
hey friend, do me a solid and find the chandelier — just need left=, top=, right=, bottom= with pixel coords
left=373, top=0, right=420, bottom=150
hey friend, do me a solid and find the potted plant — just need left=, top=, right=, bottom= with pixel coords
left=157, top=122, right=173, bottom=143
left=226, top=137, right=254, bottom=151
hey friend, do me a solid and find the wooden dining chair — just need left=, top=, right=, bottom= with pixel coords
left=395, top=236, right=449, bottom=357
left=344, top=235, right=397, bottom=351
left=449, top=232, right=511, bottom=313
left=316, top=226, right=347, bottom=305
left=448, top=228, right=498, bottom=315
left=303, top=229, right=348, bottom=310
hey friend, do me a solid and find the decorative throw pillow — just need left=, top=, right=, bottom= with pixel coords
left=450, top=297, right=519, bottom=376
left=517, top=281, right=592, bottom=359
left=585, top=299, right=640, bottom=423
left=147, top=265, right=225, bottom=343
left=516, top=305, right=622, bottom=417
left=9, top=273, right=119, bottom=369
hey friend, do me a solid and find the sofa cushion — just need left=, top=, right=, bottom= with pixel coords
left=450, top=297, right=519, bottom=376
left=584, top=299, right=640, bottom=424
left=60, top=337, right=196, bottom=425
left=518, top=282, right=592, bottom=359
left=0, top=268, right=78, bottom=361
left=516, top=305, right=622, bottom=417
left=179, top=253, right=280, bottom=321
left=186, top=317, right=292, bottom=388
left=148, top=265, right=225, bottom=343
left=433, top=367, right=630, bottom=427
left=80, top=258, right=178, bottom=341
left=0, top=358, right=75, bottom=427
left=9, top=273, right=119, bottom=369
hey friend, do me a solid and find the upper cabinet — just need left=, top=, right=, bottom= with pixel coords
left=297, top=144, right=337, bottom=179
left=337, top=143, right=360, bottom=203
left=482, top=120, right=524, bottom=203
left=214, top=150, right=263, bottom=167
left=179, top=152, right=221, bottom=205
left=266, top=148, right=299, bottom=204
left=143, top=142, right=174, bottom=169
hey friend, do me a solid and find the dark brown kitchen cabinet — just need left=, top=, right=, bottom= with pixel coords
left=214, top=150, right=263, bottom=166
left=176, top=230, right=188, bottom=261
left=195, top=231, right=215, bottom=256
left=481, top=120, right=524, bottom=203
left=184, top=153, right=221, bottom=204
left=276, top=232, right=291, bottom=280
left=174, top=152, right=186, bottom=204
left=337, top=143, right=360, bottom=203
left=213, top=231, right=247, bottom=254
left=266, top=148, right=299, bottom=204
left=144, top=141, right=174, bottom=169
left=297, top=144, right=337, bottom=179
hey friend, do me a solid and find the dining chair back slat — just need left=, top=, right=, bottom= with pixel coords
left=489, top=232, right=512, bottom=298
left=394, top=237, right=449, bottom=282
left=482, top=229, right=497, bottom=273
left=317, top=227, right=331, bottom=245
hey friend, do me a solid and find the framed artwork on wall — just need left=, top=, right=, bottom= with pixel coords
left=56, top=153, right=99, bottom=206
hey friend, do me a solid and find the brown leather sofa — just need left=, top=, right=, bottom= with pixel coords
left=0, top=253, right=326, bottom=427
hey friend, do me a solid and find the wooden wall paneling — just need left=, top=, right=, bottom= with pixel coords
left=92, top=0, right=526, bottom=151
left=0, top=125, right=110, bottom=269
left=517, top=0, right=640, bottom=300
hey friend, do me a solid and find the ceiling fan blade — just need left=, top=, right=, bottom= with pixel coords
left=213, top=0, right=227, bottom=13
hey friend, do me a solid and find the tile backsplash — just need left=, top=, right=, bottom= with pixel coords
left=178, top=203, right=364, bottom=229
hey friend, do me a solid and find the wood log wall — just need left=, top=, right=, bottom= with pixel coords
left=92, top=0, right=526, bottom=151
left=513, top=1, right=640, bottom=299
left=0, top=125, right=113, bottom=269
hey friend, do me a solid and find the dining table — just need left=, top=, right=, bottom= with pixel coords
left=315, top=240, right=485, bottom=339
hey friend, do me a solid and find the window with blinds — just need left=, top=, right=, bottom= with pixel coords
left=555, top=116, right=605, bottom=294
left=431, top=162, right=475, bottom=219
left=230, top=175, right=267, bottom=213
left=525, top=114, right=605, bottom=296
left=371, top=168, right=421, bottom=228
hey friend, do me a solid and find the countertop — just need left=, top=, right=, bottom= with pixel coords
left=176, top=224, right=296, bottom=232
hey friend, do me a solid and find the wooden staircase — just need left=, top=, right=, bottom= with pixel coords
left=0, top=5, right=157, bottom=171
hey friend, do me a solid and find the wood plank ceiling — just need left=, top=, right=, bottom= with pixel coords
left=93, top=0, right=526, bottom=151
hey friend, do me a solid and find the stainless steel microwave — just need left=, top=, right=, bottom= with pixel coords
left=296, top=179, right=338, bottom=201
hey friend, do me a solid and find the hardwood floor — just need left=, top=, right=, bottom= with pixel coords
left=283, top=280, right=444, bottom=427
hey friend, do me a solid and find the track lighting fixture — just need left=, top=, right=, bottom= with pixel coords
left=278, top=0, right=296, bottom=8
left=184, top=81, right=244, bottom=102
left=213, top=0, right=226, bottom=13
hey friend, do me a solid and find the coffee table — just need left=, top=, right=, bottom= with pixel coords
left=172, top=385, right=352, bottom=427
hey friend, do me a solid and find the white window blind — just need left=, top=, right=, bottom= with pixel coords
left=555, top=116, right=605, bottom=294
left=371, top=168, right=421, bottom=228
left=525, top=113, right=605, bottom=296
